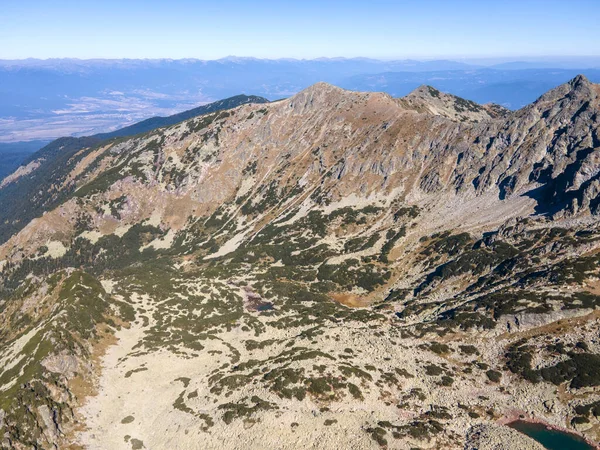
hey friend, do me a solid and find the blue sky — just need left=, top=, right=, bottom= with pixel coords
left=1, top=0, right=599, bottom=60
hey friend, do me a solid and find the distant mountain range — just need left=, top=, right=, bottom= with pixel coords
left=339, top=68, right=600, bottom=108
left=1, top=57, right=600, bottom=142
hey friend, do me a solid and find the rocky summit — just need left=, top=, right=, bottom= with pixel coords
left=1, top=75, right=600, bottom=449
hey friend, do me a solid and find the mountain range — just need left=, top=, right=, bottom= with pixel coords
left=2, top=57, right=600, bottom=143
left=0, top=94, right=268, bottom=244
left=1, top=75, right=600, bottom=449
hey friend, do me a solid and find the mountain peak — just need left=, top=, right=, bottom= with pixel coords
left=535, top=74, right=597, bottom=106
left=565, top=74, right=595, bottom=97
left=286, top=82, right=355, bottom=112
left=408, top=84, right=443, bottom=97
left=299, top=81, right=345, bottom=95
left=570, top=73, right=591, bottom=87
left=401, top=85, right=507, bottom=122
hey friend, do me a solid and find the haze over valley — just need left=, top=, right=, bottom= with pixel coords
left=2, top=57, right=600, bottom=143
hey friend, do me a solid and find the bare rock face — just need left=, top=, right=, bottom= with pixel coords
left=37, top=405, right=61, bottom=445
left=42, top=352, right=79, bottom=378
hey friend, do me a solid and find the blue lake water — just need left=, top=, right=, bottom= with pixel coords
left=508, top=420, right=596, bottom=450
left=256, top=301, right=274, bottom=312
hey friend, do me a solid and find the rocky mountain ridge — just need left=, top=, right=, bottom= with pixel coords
left=0, top=94, right=269, bottom=245
left=401, top=84, right=510, bottom=121
left=1, top=76, right=600, bottom=449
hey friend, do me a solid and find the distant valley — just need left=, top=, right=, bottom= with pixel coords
left=1, top=57, right=599, bottom=142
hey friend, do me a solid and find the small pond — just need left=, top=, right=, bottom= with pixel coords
left=508, top=420, right=597, bottom=450
left=255, top=301, right=274, bottom=312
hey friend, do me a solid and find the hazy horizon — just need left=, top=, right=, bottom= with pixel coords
left=1, top=55, right=599, bottom=59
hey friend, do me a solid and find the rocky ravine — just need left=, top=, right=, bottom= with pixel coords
left=1, top=76, right=600, bottom=449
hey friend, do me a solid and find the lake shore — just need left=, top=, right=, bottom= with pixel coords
left=498, top=412, right=600, bottom=450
